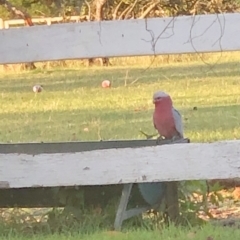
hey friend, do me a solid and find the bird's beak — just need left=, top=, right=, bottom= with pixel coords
left=153, top=97, right=162, bottom=104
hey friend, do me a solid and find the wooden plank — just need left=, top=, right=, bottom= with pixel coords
left=0, top=140, right=157, bottom=154
left=0, top=140, right=239, bottom=189
left=4, top=21, right=9, bottom=29
left=3, top=16, right=81, bottom=27
left=0, top=13, right=239, bottom=64
left=0, top=18, right=3, bottom=29
left=165, top=182, right=179, bottom=223
left=114, top=183, right=133, bottom=230
left=0, top=138, right=187, bottom=154
left=4, top=19, right=25, bottom=25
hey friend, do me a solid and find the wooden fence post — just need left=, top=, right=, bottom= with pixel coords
left=165, top=182, right=180, bottom=224
left=0, top=18, right=3, bottom=29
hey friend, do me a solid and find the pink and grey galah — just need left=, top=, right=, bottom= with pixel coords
left=153, top=91, right=183, bottom=140
left=137, top=91, right=183, bottom=205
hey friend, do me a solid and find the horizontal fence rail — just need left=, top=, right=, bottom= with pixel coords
left=0, top=140, right=239, bottom=189
left=0, top=16, right=82, bottom=29
left=0, top=13, right=239, bottom=64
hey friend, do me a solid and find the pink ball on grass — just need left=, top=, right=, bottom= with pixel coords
left=101, top=80, right=111, bottom=88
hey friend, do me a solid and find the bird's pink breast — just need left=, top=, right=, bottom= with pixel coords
left=153, top=109, right=178, bottom=139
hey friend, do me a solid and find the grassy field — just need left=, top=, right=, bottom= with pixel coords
left=0, top=54, right=240, bottom=144
left=1, top=53, right=240, bottom=238
left=2, top=224, right=240, bottom=240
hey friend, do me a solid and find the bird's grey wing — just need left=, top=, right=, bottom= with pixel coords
left=138, top=182, right=166, bottom=205
left=153, top=114, right=157, bottom=129
left=172, top=107, right=184, bottom=137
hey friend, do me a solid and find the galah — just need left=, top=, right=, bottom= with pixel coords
left=137, top=91, right=184, bottom=206
left=153, top=91, right=183, bottom=140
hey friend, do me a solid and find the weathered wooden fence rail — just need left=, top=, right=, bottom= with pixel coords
left=0, top=13, right=240, bottom=64
left=1, top=139, right=239, bottom=188
left=0, top=16, right=82, bottom=29
left=1, top=13, right=240, bottom=230
left=1, top=138, right=240, bottom=229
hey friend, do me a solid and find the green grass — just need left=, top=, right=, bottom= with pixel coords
left=1, top=53, right=240, bottom=238
left=1, top=223, right=240, bottom=240
left=1, top=54, right=240, bottom=143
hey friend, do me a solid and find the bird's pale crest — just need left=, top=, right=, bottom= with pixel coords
left=152, top=91, right=169, bottom=102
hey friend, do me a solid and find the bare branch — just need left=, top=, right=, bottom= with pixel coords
left=187, top=14, right=225, bottom=73
left=118, top=4, right=132, bottom=20
left=0, top=0, right=33, bottom=26
left=124, top=0, right=137, bottom=20
left=84, top=0, right=92, bottom=21
left=95, top=0, right=107, bottom=21
left=112, top=0, right=123, bottom=20
left=139, top=0, right=159, bottom=19
left=188, top=0, right=200, bottom=15
left=34, top=10, right=46, bottom=17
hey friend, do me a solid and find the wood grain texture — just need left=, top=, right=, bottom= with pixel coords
left=0, top=140, right=240, bottom=189
left=0, top=13, right=239, bottom=64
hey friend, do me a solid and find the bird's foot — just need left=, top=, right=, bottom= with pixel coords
left=156, top=135, right=165, bottom=144
left=170, top=135, right=182, bottom=142
left=139, top=130, right=158, bottom=140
